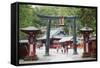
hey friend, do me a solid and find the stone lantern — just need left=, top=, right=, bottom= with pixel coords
left=80, top=26, right=93, bottom=57
left=20, top=26, right=40, bottom=60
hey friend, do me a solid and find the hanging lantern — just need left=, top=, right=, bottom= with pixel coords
left=59, top=16, right=64, bottom=26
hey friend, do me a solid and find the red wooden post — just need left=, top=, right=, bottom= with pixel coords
left=28, top=33, right=36, bottom=58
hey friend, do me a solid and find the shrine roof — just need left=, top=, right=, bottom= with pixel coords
left=59, top=36, right=73, bottom=43
left=19, top=40, right=28, bottom=43
left=20, top=26, right=40, bottom=31
left=37, top=27, right=67, bottom=40
left=80, top=26, right=93, bottom=31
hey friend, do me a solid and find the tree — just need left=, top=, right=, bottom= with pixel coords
left=77, top=8, right=96, bottom=31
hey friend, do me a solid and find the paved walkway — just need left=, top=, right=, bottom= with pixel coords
left=19, top=46, right=96, bottom=64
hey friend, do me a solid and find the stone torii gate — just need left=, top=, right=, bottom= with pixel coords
left=37, top=14, right=78, bottom=56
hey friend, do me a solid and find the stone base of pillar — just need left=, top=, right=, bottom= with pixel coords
left=82, top=52, right=91, bottom=58
left=44, top=53, right=50, bottom=56
left=24, top=55, right=38, bottom=61
left=73, top=51, right=78, bottom=55
left=73, top=46, right=78, bottom=55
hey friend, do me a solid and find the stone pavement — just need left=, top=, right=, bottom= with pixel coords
left=19, top=46, right=96, bottom=64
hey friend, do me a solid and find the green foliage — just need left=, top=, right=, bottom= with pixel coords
left=19, top=5, right=33, bottom=27
left=19, top=5, right=96, bottom=39
left=77, top=8, right=96, bottom=28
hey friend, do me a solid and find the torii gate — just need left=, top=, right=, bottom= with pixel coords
left=37, top=14, right=78, bottom=56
